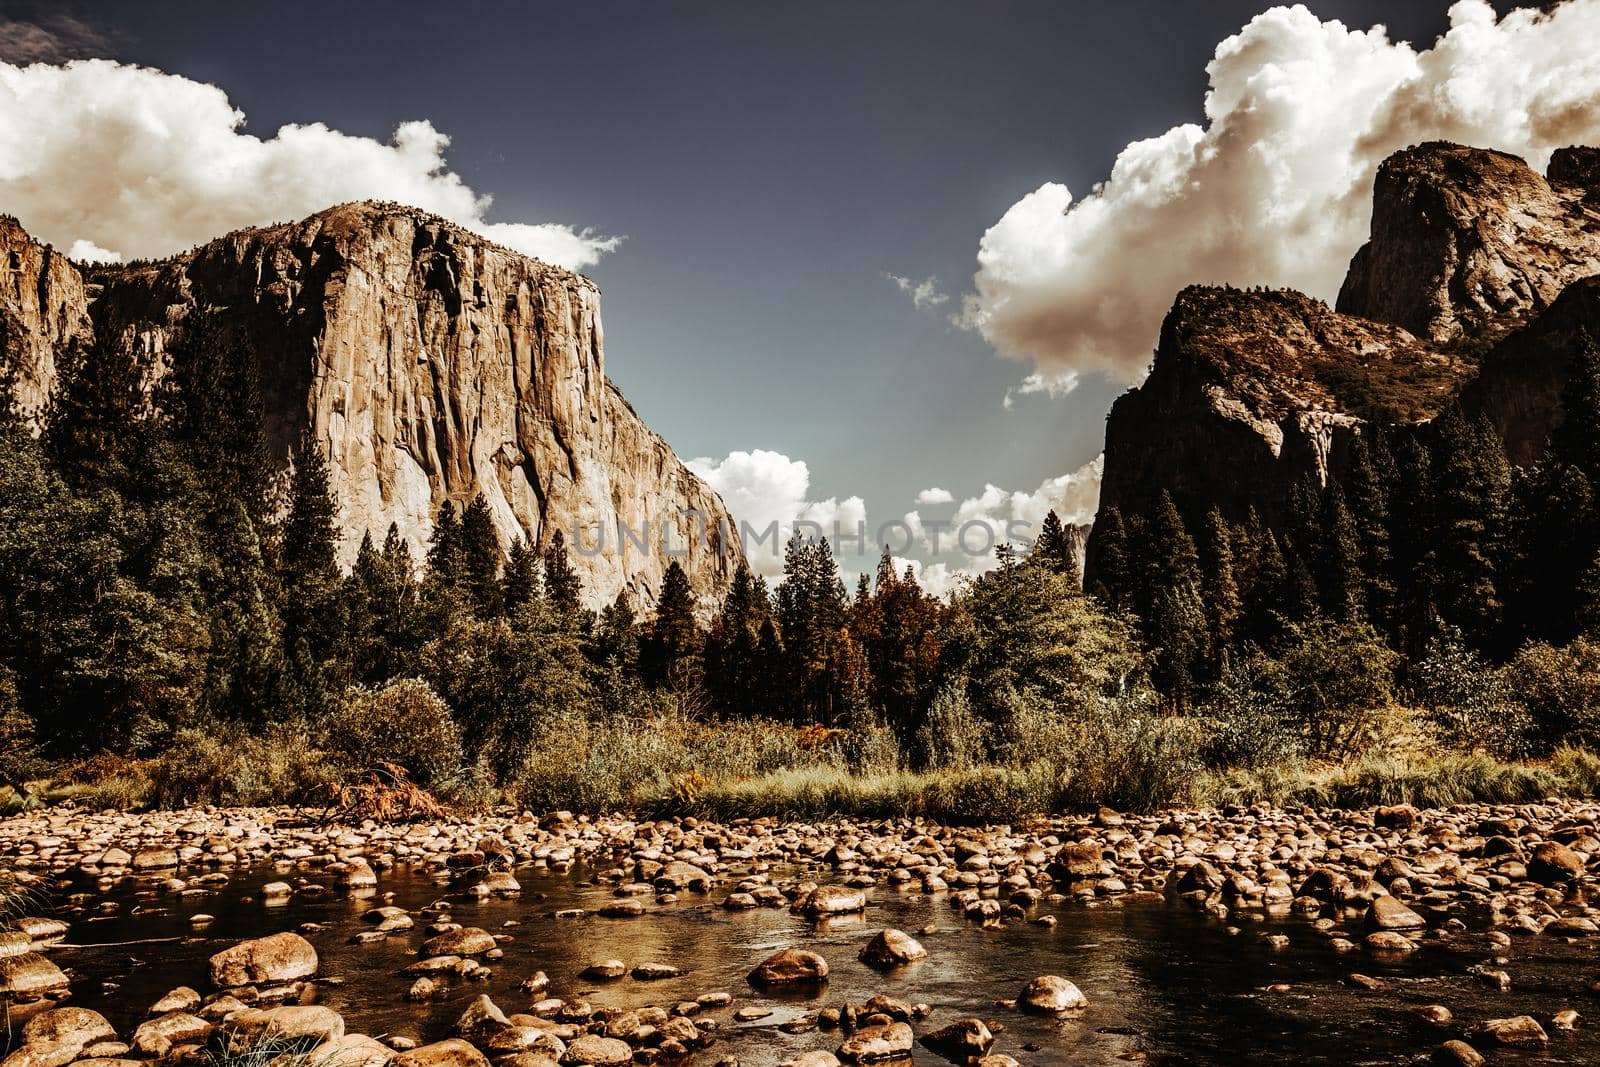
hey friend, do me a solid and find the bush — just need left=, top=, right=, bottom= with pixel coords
left=1200, top=655, right=1303, bottom=769
left=1059, top=696, right=1202, bottom=812
left=917, top=683, right=990, bottom=771
left=1414, top=626, right=1532, bottom=757
left=1314, top=752, right=1560, bottom=808
left=1005, top=704, right=1083, bottom=773
left=145, top=721, right=340, bottom=807
left=928, top=766, right=1059, bottom=823
left=1500, top=638, right=1600, bottom=751
left=1272, top=619, right=1398, bottom=758
left=330, top=679, right=464, bottom=788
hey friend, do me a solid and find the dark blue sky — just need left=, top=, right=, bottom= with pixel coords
left=63, top=0, right=1477, bottom=537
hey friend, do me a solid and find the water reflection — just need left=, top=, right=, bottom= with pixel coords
left=13, top=862, right=1599, bottom=1065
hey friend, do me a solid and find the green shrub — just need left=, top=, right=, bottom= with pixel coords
left=1272, top=618, right=1398, bottom=758
left=1060, top=697, right=1202, bottom=812
left=1414, top=626, right=1532, bottom=757
left=917, top=683, right=990, bottom=770
left=1200, top=655, right=1303, bottom=769
left=1500, top=638, right=1600, bottom=751
left=145, top=721, right=339, bottom=807
left=331, top=679, right=464, bottom=788
left=928, top=766, right=1059, bottom=823
left=1315, top=752, right=1559, bottom=808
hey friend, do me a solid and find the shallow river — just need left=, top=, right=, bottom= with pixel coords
left=18, top=861, right=1600, bottom=1065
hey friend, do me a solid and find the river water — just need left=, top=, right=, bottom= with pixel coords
left=16, top=860, right=1600, bottom=1065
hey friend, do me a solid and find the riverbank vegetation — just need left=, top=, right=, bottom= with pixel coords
left=6, top=327, right=1600, bottom=819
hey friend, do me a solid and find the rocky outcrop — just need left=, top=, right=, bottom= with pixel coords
left=1090, top=143, right=1600, bottom=580
left=0, top=216, right=93, bottom=424
left=1337, top=142, right=1600, bottom=346
left=1094, top=286, right=1472, bottom=527
left=1, top=203, right=736, bottom=608
left=1462, top=275, right=1600, bottom=464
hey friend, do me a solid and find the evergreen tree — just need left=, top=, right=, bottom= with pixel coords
left=542, top=530, right=582, bottom=618
left=1391, top=436, right=1440, bottom=654
left=1144, top=493, right=1208, bottom=709
left=1238, top=510, right=1287, bottom=648
left=704, top=562, right=779, bottom=719
left=1317, top=482, right=1365, bottom=623
left=1033, top=510, right=1079, bottom=576
left=1198, top=508, right=1241, bottom=670
left=427, top=502, right=464, bottom=585
left=1086, top=505, right=1133, bottom=615
left=1550, top=330, right=1600, bottom=481
left=1344, top=431, right=1397, bottom=637
left=278, top=431, right=341, bottom=663
left=644, top=560, right=701, bottom=690
left=45, top=339, right=146, bottom=486
left=501, top=537, right=541, bottom=617
left=1430, top=408, right=1510, bottom=648
left=165, top=311, right=272, bottom=525
left=459, top=495, right=503, bottom=617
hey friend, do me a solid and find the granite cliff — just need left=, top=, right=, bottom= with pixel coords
left=0, top=203, right=738, bottom=609
left=1090, top=142, right=1600, bottom=575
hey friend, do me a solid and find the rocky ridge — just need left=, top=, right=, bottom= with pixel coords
left=0, top=203, right=737, bottom=608
left=1091, top=142, right=1600, bottom=558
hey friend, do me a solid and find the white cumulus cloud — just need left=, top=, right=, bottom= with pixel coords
left=0, top=58, right=620, bottom=270
left=687, top=449, right=868, bottom=577
left=963, top=0, right=1600, bottom=386
left=886, top=272, right=950, bottom=310
left=915, top=487, right=955, bottom=505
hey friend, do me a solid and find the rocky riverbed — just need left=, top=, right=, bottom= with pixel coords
left=4, top=802, right=1600, bottom=1065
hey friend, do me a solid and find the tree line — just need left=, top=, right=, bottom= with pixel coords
left=5, top=319, right=1600, bottom=799
left=1088, top=331, right=1600, bottom=716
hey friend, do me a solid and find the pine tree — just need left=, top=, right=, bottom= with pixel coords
left=542, top=530, right=582, bottom=618
left=704, top=561, right=778, bottom=719
left=1344, top=431, right=1397, bottom=637
left=1550, top=329, right=1600, bottom=481
left=1239, top=511, right=1287, bottom=647
left=425, top=502, right=464, bottom=588
left=502, top=537, right=541, bottom=617
left=1034, top=510, right=1079, bottom=576
left=279, top=431, right=341, bottom=661
left=1086, top=505, right=1133, bottom=615
left=1317, top=482, right=1365, bottom=623
left=165, top=311, right=272, bottom=526
left=46, top=338, right=146, bottom=487
left=1430, top=408, right=1510, bottom=648
left=645, top=560, right=701, bottom=690
left=594, top=591, right=640, bottom=673
left=1391, top=435, right=1440, bottom=654
left=1198, top=507, right=1241, bottom=669
left=1145, top=493, right=1208, bottom=709
left=459, top=495, right=503, bottom=617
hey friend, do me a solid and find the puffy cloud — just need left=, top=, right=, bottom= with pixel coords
left=915, top=487, right=954, bottom=505
left=892, top=557, right=993, bottom=600
left=687, top=449, right=868, bottom=577
left=0, top=59, right=619, bottom=270
left=943, top=455, right=1103, bottom=544
left=885, top=272, right=949, bottom=310
left=964, top=0, right=1600, bottom=386
left=887, top=456, right=1103, bottom=598
left=1002, top=371, right=1080, bottom=410
left=66, top=239, right=120, bottom=264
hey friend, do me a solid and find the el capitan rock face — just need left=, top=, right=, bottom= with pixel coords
left=1090, top=142, right=1600, bottom=583
left=1337, top=142, right=1600, bottom=346
left=2, top=203, right=736, bottom=609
